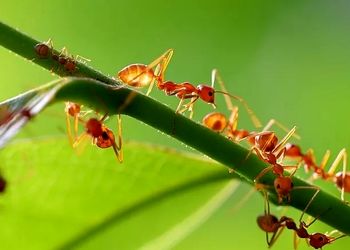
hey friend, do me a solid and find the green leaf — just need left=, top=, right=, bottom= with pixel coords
left=0, top=138, right=235, bottom=250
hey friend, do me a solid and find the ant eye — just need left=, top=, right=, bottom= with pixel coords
left=291, top=182, right=294, bottom=188
left=276, top=184, right=280, bottom=189
left=102, top=131, right=109, bottom=140
left=318, top=236, right=324, bottom=241
left=208, top=91, right=213, bottom=96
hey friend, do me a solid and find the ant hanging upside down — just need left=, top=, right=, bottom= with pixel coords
left=65, top=102, right=123, bottom=163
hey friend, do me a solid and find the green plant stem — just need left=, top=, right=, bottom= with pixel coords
left=57, top=78, right=350, bottom=235
left=1, top=21, right=350, bottom=235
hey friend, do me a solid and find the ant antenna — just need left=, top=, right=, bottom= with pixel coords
left=215, top=90, right=262, bottom=128
left=211, top=69, right=262, bottom=128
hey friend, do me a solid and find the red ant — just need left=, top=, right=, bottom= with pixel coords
left=161, top=69, right=261, bottom=119
left=34, top=38, right=53, bottom=59
left=118, top=51, right=259, bottom=119
left=244, top=123, right=317, bottom=203
left=65, top=103, right=123, bottom=162
left=285, top=145, right=349, bottom=201
left=202, top=70, right=262, bottom=136
left=50, top=46, right=90, bottom=73
left=257, top=190, right=345, bottom=249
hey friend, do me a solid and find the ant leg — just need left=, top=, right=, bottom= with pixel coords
left=65, top=111, right=74, bottom=146
left=211, top=69, right=233, bottom=111
left=175, top=98, right=185, bottom=114
left=272, top=126, right=297, bottom=155
left=187, top=97, right=198, bottom=119
left=254, top=165, right=274, bottom=184
left=112, top=114, right=123, bottom=163
left=75, top=54, right=91, bottom=64
left=145, top=49, right=174, bottom=96
left=227, top=106, right=239, bottom=132
left=298, top=188, right=320, bottom=226
left=262, top=119, right=301, bottom=140
left=212, top=69, right=262, bottom=128
left=307, top=150, right=331, bottom=181
left=73, top=114, right=79, bottom=140
left=177, top=95, right=199, bottom=115
left=327, top=148, right=347, bottom=201
left=261, top=191, right=285, bottom=247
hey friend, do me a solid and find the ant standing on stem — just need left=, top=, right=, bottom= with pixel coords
left=242, top=123, right=318, bottom=203
left=285, top=145, right=349, bottom=202
left=34, top=39, right=90, bottom=73
left=118, top=51, right=260, bottom=119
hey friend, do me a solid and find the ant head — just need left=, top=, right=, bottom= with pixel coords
left=255, top=132, right=278, bottom=153
left=197, top=84, right=215, bottom=104
left=65, top=102, right=81, bottom=117
left=202, top=112, right=227, bottom=132
left=85, top=118, right=103, bottom=138
left=274, top=176, right=293, bottom=198
left=0, top=175, right=6, bottom=193
left=335, top=172, right=350, bottom=193
left=96, top=127, right=115, bottom=149
left=309, top=233, right=332, bottom=249
left=285, top=143, right=302, bottom=157
left=257, top=214, right=280, bottom=233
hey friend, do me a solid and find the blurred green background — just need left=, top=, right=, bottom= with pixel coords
left=1, top=0, right=350, bottom=249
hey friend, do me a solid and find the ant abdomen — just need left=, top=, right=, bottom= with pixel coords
left=202, top=112, right=227, bottom=132
left=96, top=128, right=115, bottom=149
left=257, top=214, right=280, bottom=233
left=118, top=64, right=155, bottom=87
left=335, top=172, right=350, bottom=192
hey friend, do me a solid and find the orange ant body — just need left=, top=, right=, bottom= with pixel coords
left=159, top=69, right=260, bottom=119
left=118, top=49, right=173, bottom=94
left=257, top=191, right=345, bottom=249
left=65, top=102, right=123, bottom=162
left=285, top=145, right=349, bottom=201
left=118, top=51, right=259, bottom=119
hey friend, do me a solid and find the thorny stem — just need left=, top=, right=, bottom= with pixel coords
left=1, top=21, right=350, bottom=236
